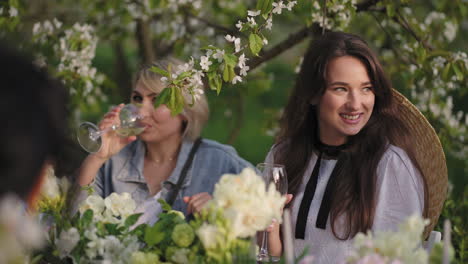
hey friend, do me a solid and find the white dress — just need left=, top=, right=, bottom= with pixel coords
left=266, top=145, right=425, bottom=264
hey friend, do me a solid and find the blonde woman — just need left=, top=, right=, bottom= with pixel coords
left=77, top=60, right=252, bottom=220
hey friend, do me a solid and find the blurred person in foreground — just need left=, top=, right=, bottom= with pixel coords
left=0, top=41, right=69, bottom=263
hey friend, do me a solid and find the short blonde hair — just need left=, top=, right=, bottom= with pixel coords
left=134, top=59, right=209, bottom=141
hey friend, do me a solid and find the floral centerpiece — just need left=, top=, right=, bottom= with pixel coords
left=35, top=167, right=286, bottom=264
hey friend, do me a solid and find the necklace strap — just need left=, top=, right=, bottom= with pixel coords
left=165, top=137, right=203, bottom=206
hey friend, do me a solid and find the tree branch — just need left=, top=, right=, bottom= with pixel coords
left=394, top=12, right=433, bottom=51
left=135, top=19, right=156, bottom=63
left=247, top=25, right=320, bottom=71
left=356, top=0, right=382, bottom=12
left=187, top=13, right=242, bottom=37
left=247, top=0, right=382, bottom=71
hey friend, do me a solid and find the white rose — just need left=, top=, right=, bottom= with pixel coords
left=104, top=193, right=122, bottom=216
left=79, top=194, right=105, bottom=216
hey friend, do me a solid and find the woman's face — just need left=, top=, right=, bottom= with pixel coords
left=317, top=56, right=375, bottom=145
left=131, top=81, right=185, bottom=143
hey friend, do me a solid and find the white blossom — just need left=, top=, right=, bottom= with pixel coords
left=236, top=20, right=243, bottom=31
left=286, top=1, right=297, bottom=11
left=247, top=10, right=261, bottom=17
left=200, top=55, right=212, bottom=71
left=212, top=49, right=225, bottom=62
left=225, top=35, right=241, bottom=52
left=444, top=21, right=457, bottom=42
left=266, top=18, right=273, bottom=30
left=272, top=1, right=286, bottom=14
left=232, top=75, right=242, bottom=84
left=9, top=7, right=18, bottom=17
left=247, top=17, right=257, bottom=26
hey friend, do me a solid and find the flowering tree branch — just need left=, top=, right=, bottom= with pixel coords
left=187, top=13, right=244, bottom=37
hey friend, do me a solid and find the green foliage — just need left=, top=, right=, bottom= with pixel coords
left=434, top=186, right=468, bottom=263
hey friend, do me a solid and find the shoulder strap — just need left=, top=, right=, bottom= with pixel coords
left=166, top=137, right=203, bottom=206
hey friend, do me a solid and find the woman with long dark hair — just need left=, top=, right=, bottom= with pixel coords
left=265, top=32, right=429, bottom=263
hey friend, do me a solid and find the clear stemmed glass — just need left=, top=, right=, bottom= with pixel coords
left=76, top=104, right=146, bottom=153
left=256, top=163, right=288, bottom=263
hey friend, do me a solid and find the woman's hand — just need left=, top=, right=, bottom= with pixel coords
left=93, top=104, right=137, bottom=160
left=266, top=194, right=293, bottom=232
left=77, top=104, right=137, bottom=186
left=266, top=194, right=294, bottom=258
left=183, top=192, right=212, bottom=214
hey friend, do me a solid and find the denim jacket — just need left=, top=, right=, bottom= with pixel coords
left=90, top=138, right=253, bottom=215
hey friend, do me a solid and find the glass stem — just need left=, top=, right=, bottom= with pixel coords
left=89, top=125, right=117, bottom=141
left=260, top=230, right=269, bottom=257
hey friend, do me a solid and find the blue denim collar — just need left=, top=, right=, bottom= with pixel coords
left=116, top=139, right=195, bottom=188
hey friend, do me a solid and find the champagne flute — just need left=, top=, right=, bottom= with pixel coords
left=77, top=104, right=146, bottom=153
left=256, top=163, right=288, bottom=263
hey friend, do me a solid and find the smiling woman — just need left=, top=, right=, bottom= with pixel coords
left=317, top=56, right=375, bottom=145
left=75, top=59, right=253, bottom=223
left=261, top=32, right=445, bottom=264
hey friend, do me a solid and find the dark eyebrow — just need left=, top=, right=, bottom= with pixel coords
left=131, top=90, right=158, bottom=97
left=329, top=81, right=349, bottom=86
left=329, top=81, right=372, bottom=86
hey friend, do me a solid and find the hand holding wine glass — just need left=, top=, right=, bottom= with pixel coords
left=77, top=104, right=145, bottom=154
left=256, top=163, right=288, bottom=263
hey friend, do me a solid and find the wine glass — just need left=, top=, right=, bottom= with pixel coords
left=76, top=104, right=146, bottom=153
left=256, top=163, right=288, bottom=263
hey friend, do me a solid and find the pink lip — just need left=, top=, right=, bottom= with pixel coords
left=340, top=113, right=362, bottom=124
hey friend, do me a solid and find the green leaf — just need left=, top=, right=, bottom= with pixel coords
left=222, top=64, right=230, bottom=82
left=154, top=87, right=171, bottom=108
left=262, top=0, right=274, bottom=15
left=158, top=198, right=172, bottom=211
left=124, top=213, right=143, bottom=228
left=256, top=0, right=265, bottom=11
left=177, top=71, right=192, bottom=80
left=223, top=53, right=238, bottom=67
left=144, top=225, right=166, bottom=246
left=249, top=33, right=263, bottom=56
left=104, top=223, right=119, bottom=235
left=80, top=209, right=94, bottom=228
left=442, top=63, right=452, bottom=82
left=386, top=4, right=396, bottom=17
left=150, top=66, right=170, bottom=77
left=208, top=72, right=223, bottom=94
left=452, top=64, right=464, bottom=81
